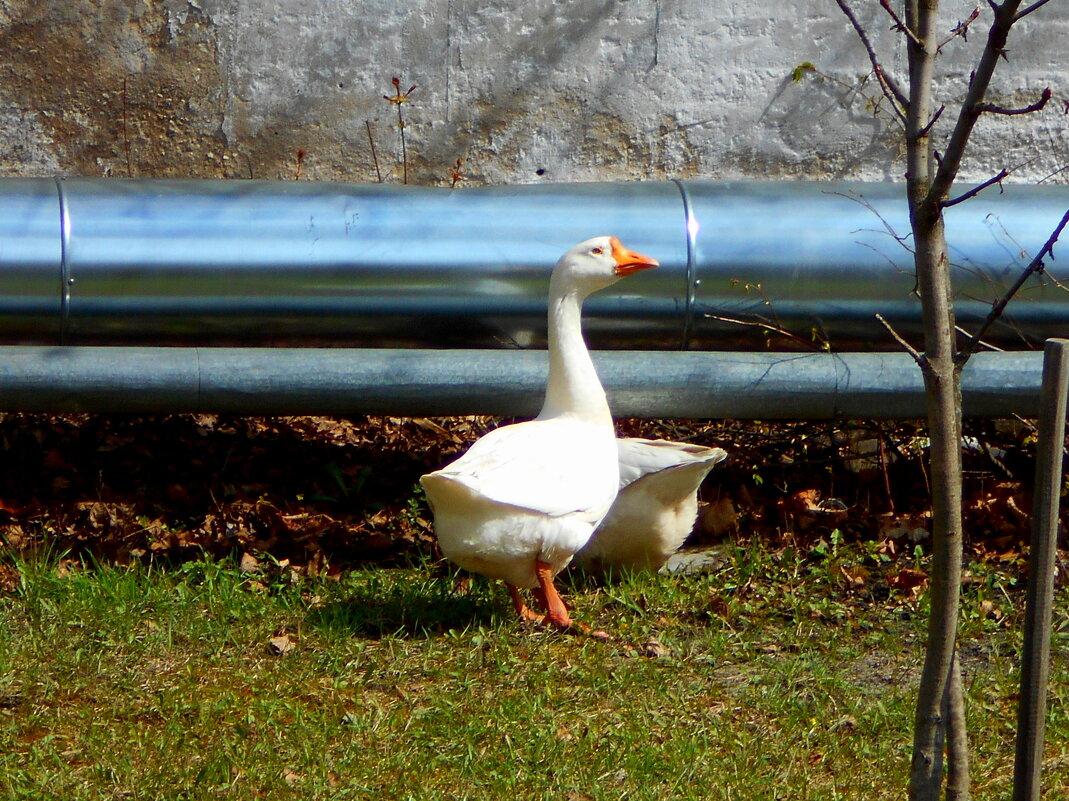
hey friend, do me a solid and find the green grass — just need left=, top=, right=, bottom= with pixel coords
left=0, top=545, right=1066, bottom=800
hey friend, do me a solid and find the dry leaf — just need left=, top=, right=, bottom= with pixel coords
left=268, top=634, right=296, bottom=656
left=779, top=490, right=848, bottom=529
left=888, top=568, right=929, bottom=598
left=840, top=564, right=868, bottom=589
left=642, top=639, right=671, bottom=658
left=239, top=552, right=261, bottom=573
left=878, top=512, right=931, bottom=543
left=0, top=563, right=20, bottom=594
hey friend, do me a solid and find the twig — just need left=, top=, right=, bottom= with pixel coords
left=918, top=104, right=946, bottom=140
left=834, top=0, right=909, bottom=119
left=703, top=313, right=826, bottom=351
left=877, top=429, right=896, bottom=516
left=880, top=0, right=923, bottom=47
left=1015, top=0, right=1054, bottom=21
left=953, top=324, right=1003, bottom=352
left=826, top=190, right=916, bottom=254
left=365, top=120, right=383, bottom=183
left=384, top=77, right=418, bottom=185
left=938, top=7, right=981, bottom=52
left=942, top=169, right=1008, bottom=208
left=875, top=313, right=926, bottom=367
left=929, top=1, right=1030, bottom=204
left=957, top=208, right=1069, bottom=364
left=294, top=148, right=305, bottom=181
left=977, top=86, right=1052, bottom=116
left=449, top=157, right=464, bottom=189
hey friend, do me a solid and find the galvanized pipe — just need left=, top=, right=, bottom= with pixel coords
left=0, top=346, right=1043, bottom=419
left=1, top=178, right=1067, bottom=349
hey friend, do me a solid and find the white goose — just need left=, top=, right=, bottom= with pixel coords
left=420, top=236, right=658, bottom=630
left=574, top=438, right=727, bottom=573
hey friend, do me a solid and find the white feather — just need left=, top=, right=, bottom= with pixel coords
left=575, top=438, right=727, bottom=573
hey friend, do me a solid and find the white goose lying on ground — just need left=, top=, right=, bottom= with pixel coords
left=420, top=236, right=658, bottom=631
left=574, top=438, right=727, bottom=574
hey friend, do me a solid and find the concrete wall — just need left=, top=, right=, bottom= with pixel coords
left=0, top=0, right=1065, bottom=186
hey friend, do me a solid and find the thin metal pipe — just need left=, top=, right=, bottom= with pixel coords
left=1013, top=338, right=1069, bottom=801
left=0, top=179, right=1067, bottom=350
left=0, top=346, right=1042, bottom=419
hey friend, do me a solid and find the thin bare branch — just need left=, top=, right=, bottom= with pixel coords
left=977, top=86, right=1052, bottom=116
left=938, top=8, right=982, bottom=52
left=954, top=325, right=1003, bottom=352
left=942, top=169, right=1009, bottom=208
left=703, top=313, right=827, bottom=351
left=875, top=313, right=926, bottom=367
left=929, top=1, right=1026, bottom=205
left=1015, top=0, right=1054, bottom=21
left=958, top=208, right=1069, bottom=364
left=365, top=121, right=383, bottom=183
left=880, top=0, right=922, bottom=46
left=918, top=104, right=946, bottom=140
left=834, top=0, right=910, bottom=116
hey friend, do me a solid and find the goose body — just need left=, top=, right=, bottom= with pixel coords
left=575, top=438, right=727, bottom=573
left=420, top=236, right=658, bottom=628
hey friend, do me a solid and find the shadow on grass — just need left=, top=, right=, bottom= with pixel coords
left=305, top=579, right=500, bottom=639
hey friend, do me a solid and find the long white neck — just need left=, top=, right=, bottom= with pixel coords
left=537, top=275, right=612, bottom=425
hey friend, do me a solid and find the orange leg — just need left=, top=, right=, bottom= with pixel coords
left=534, top=560, right=612, bottom=641
left=534, top=560, right=573, bottom=628
left=507, top=583, right=544, bottom=623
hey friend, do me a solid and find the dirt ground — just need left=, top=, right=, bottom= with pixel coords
left=0, top=412, right=1062, bottom=583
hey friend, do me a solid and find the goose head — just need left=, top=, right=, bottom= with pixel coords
left=552, top=235, right=659, bottom=296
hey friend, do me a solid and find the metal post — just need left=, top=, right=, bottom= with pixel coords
left=1013, top=338, right=1069, bottom=801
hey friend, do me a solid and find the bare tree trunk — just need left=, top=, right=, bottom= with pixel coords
left=902, top=4, right=967, bottom=796
left=946, top=652, right=970, bottom=801
left=836, top=1, right=1057, bottom=798
left=908, top=209, right=967, bottom=801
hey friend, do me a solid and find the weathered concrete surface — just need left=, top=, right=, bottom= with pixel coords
left=0, top=0, right=1065, bottom=185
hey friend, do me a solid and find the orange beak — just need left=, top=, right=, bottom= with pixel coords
left=610, top=237, right=659, bottom=276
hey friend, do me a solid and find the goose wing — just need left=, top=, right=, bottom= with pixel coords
left=423, top=419, right=618, bottom=520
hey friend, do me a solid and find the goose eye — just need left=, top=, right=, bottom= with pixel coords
left=591, top=246, right=604, bottom=255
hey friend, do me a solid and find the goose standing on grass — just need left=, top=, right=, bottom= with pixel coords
left=574, top=438, right=727, bottom=574
left=420, top=236, right=658, bottom=632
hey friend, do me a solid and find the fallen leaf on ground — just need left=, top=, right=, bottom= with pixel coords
left=268, top=634, right=296, bottom=656
left=840, top=565, right=868, bottom=589
left=0, top=563, right=19, bottom=593
left=239, top=552, right=261, bottom=573
left=878, top=512, right=931, bottom=542
left=888, top=568, right=929, bottom=598
left=642, top=639, right=671, bottom=658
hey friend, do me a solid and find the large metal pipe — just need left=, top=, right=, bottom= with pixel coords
left=1, top=178, right=1067, bottom=349
left=0, top=346, right=1043, bottom=419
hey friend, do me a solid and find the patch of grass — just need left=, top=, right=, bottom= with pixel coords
left=0, top=546, right=1065, bottom=800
